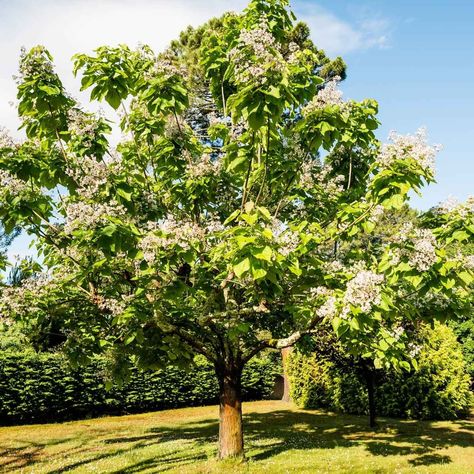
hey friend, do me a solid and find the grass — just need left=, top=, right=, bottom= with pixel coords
left=0, top=401, right=473, bottom=473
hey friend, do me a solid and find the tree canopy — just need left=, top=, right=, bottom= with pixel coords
left=0, top=0, right=472, bottom=459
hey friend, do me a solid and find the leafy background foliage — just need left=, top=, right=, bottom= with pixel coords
left=288, top=323, right=472, bottom=420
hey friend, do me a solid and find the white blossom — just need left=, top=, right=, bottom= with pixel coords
left=299, top=161, right=345, bottom=199
left=138, top=217, right=206, bottom=264
left=434, top=195, right=473, bottom=219
left=389, top=325, right=405, bottom=340
left=17, top=46, right=54, bottom=81
left=316, top=295, right=337, bottom=320
left=228, top=18, right=285, bottom=86
left=343, top=270, right=384, bottom=315
left=410, top=229, right=437, bottom=271
left=378, top=128, right=441, bottom=175
left=186, top=154, right=221, bottom=178
left=287, top=42, right=300, bottom=65
left=407, top=342, right=422, bottom=358
left=96, top=295, right=132, bottom=316
left=0, top=169, right=29, bottom=196
left=302, top=77, right=348, bottom=114
left=66, top=156, right=109, bottom=198
left=433, top=196, right=459, bottom=215
left=0, top=127, right=15, bottom=149
left=0, top=273, right=53, bottom=317
left=324, top=260, right=345, bottom=274
left=271, top=219, right=299, bottom=256
left=64, top=200, right=128, bottom=234
left=396, top=225, right=437, bottom=271
left=67, top=109, right=101, bottom=147
left=146, top=58, right=186, bottom=80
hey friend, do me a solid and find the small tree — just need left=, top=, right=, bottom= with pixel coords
left=0, top=0, right=472, bottom=459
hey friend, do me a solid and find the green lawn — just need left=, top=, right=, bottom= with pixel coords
left=0, top=400, right=473, bottom=473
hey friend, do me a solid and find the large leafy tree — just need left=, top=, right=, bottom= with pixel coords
left=0, top=0, right=472, bottom=459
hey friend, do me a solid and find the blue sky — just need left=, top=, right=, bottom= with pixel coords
left=1, top=0, right=473, bottom=262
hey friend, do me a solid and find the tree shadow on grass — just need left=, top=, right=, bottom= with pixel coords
left=1, top=408, right=473, bottom=473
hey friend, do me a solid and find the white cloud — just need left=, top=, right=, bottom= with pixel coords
left=295, top=3, right=390, bottom=56
left=0, top=0, right=248, bottom=136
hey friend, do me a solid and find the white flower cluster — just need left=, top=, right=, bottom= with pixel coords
left=302, top=77, right=347, bottom=114
left=396, top=224, right=437, bottom=271
left=413, top=290, right=449, bottom=310
left=17, top=46, right=54, bottom=81
left=66, top=156, right=109, bottom=198
left=465, top=255, right=474, bottom=270
left=0, top=274, right=53, bottom=317
left=139, top=217, right=206, bottom=264
left=64, top=200, right=128, bottom=234
left=434, top=195, right=473, bottom=218
left=310, top=287, right=338, bottom=320
left=378, top=128, right=441, bottom=175
left=407, top=342, right=422, bottom=358
left=0, top=169, right=29, bottom=197
left=287, top=42, right=300, bottom=65
left=228, top=18, right=285, bottom=86
left=343, top=270, right=384, bottom=316
left=0, top=127, right=15, bottom=149
left=410, top=229, right=437, bottom=271
left=146, top=58, right=186, bottom=80
left=96, top=295, right=132, bottom=316
left=186, top=154, right=221, bottom=178
left=67, top=109, right=101, bottom=147
left=271, top=218, right=299, bottom=256
left=369, top=205, right=385, bottom=223
left=323, top=260, right=345, bottom=275
left=299, top=161, right=345, bottom=199
left=433, top=196, right=459, bottom=215
left=388, top=325, right=405, bottom=340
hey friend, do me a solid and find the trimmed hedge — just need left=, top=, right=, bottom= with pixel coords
left=0, top=353, right=279, bottom=424
left=288, top=323, right=472, bottom=420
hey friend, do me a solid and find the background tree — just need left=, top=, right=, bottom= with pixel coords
left=0, top=0, right=472, bottom=459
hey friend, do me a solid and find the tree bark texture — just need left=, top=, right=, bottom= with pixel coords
left=216, top=363, right=244, bottom=459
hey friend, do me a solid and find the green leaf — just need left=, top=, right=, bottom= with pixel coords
left=399, top=360, right=411, bottom=371
left=362, top=221, right=375, bottom=233
left=38, top=84, right=60, bottom=95
left=452, top=230, right=469, bottom=242
left=224, top=209, right=240, bottom=225
left=252, top=267, right=267, bottom=279
left=117, top=187, right=132, bottom=201
left=235, top=235, right=256, bottom=249
left=233, top=257, right=250, bottom=278
left=379, top=340, right=389, bottom=351
left=257, top=206, right=271, bottom=221
left=458, top=271, right=473, bottom=286
left=254, top=246, right=272, bottom=262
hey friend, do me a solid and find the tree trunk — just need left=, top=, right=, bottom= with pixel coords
left=362, top=364, right=377, bottom=428
left=281, top=346, right=293, bottom=402
left=216, top=363, right=244, bottom=459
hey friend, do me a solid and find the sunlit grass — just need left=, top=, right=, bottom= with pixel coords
left=1, top=400, right=473, bottom=473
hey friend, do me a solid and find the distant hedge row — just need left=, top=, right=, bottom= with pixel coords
left=0, top=353, right=279, bottom=424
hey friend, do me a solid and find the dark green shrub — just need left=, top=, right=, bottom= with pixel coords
left=0, top=353, right=279, bottom=424
left=449, top=315, right=474, bottom=387
left=288, top=323, right=472, bottom=420
left=377, top=323, right=472, bottom=419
